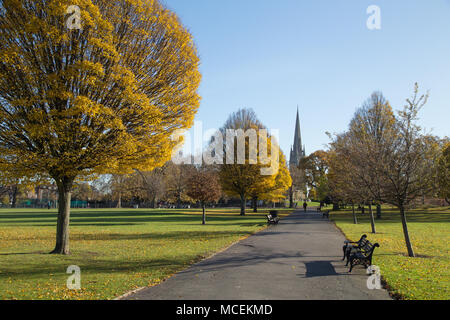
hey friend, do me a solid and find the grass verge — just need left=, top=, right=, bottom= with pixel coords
left=330, top=206, right=449, bottom=300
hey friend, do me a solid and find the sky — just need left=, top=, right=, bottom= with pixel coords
left=163, top=0, right=450, bottom=159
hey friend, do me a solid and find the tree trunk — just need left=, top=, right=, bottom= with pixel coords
left=117, top=192, right=122, bottom=208
left=202, top=202, right=206, bottom=225
left=399, top=206, right=415, bottom=257
left=10, top=185, right=18, bottom=208
left=352, top=203, right=358, bottom=224
left=240, top=195, right=246, bottom=216
left=368, top=203, right=376, bottom=234
left=50, top=177, right=74, bottom=255
left=376, top=204, right=382, bottom=219
left=289, top=187, right=294, bottom=208
left=252, top=196, right=258, bottom=213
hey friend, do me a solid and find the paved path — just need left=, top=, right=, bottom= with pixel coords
left=124, top=210, right=391, bottom=300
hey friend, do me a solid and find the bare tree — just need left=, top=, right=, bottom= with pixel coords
left=375, top=84, right=430, bottom=257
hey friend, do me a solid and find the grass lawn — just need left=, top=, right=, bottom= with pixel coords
left=0, top=207, right=293, bottom=300
left=330, top=206, right=450, bottom=300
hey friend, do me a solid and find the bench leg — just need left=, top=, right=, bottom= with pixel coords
left=342, top=245, right=347, bottom=261
left=349, top=260, right=354, bottom=273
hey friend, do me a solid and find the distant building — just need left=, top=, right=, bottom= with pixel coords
left=289, top=108, right=306, bottom=167
left=289, top=108, right=307, bottom=204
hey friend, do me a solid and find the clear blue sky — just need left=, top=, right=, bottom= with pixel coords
left=164, top=0, right=450, bottom=158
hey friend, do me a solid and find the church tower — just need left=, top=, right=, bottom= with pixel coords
left=288, top=107, right=306, bottom=207
left=289, top=108, right=306, bottom=167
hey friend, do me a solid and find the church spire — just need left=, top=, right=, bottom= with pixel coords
left=293, top=107, right=302, bottom=154
left=289, top=106, right=305, bottom=166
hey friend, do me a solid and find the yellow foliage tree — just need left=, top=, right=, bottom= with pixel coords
left=218, top=109, right=290, bottom=215
left=255, top=151, right=292, bottom=208
left=0, top=0, right=201, bottom=254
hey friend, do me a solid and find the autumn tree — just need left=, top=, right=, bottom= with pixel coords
left=72, top=182, right=93, bottom=201
left=257, top=152, right=292, bottom=208
left=328, top=141, right=358, bottom=224
left=328, top=92, right=398, bottom=232
left=0, top=0, right=201, bottom=254
left=163, top=161, right=196, bottom=207
left=299, top=151, right=329, bottom=190
left=377, top=84, right=431, bottom=257
left=329, top=85, right=432, bottom=257
left=328, top=132, right=376, bottom=228
left=251, top=147, right=291, bottom=211
left=0, top=171, right=41, bottom=208
left=110, top=174, right=132, bottom=208
left=218, top=109, right=281, bottom=215
left=298, top=150, right=330, bottom=205
left=186, top=169, right=221, bottom=225
left=348, top=92, right=397, bottom=220
left=135, top=168, right=166, bottom=208
left=437, top=141, right=450, bottom=204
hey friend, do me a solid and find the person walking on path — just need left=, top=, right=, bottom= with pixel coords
left=303, top=201, right=308, bottom=212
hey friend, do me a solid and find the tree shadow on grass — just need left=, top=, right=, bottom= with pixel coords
left=0, top=230, right=256, bottom=243
left=332, top=212, right=450, bottom=224
left=0, top=256, right=194, bottom=278
left=0, top=251, right=47, bottom=256
left=69, top=230, right=256, bottom=241
left=0, top=212, right=267, bottom=227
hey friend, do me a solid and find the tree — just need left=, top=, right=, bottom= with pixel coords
left=349, top=92, right=397, bottom=220
left=376, top=84, right=430, bottom=257
left=110, top=174, right=131, bottom=208
left=437, top=141, right=450, bottom=204
left=299, top=150, right=329, bottom=190
left=186, top=169, right=221, bottom=225
left=253, top=150, right=292, bottom=210
left=0, top=0, right=201, bottom=254
left=331, top=85, right=431, bottom=257
left=135, top=168, right=166, bottom=208
left=164, top=161, right=196, bottom=207
left=72, top=182, right=93, bottom=201
left=0, top=173, right=38, bottom=208
left=218, top=109, right=277, bottom=215
left=328, top=92, right=397, bottom=232
left=328, top=133, right=372, bottom=226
